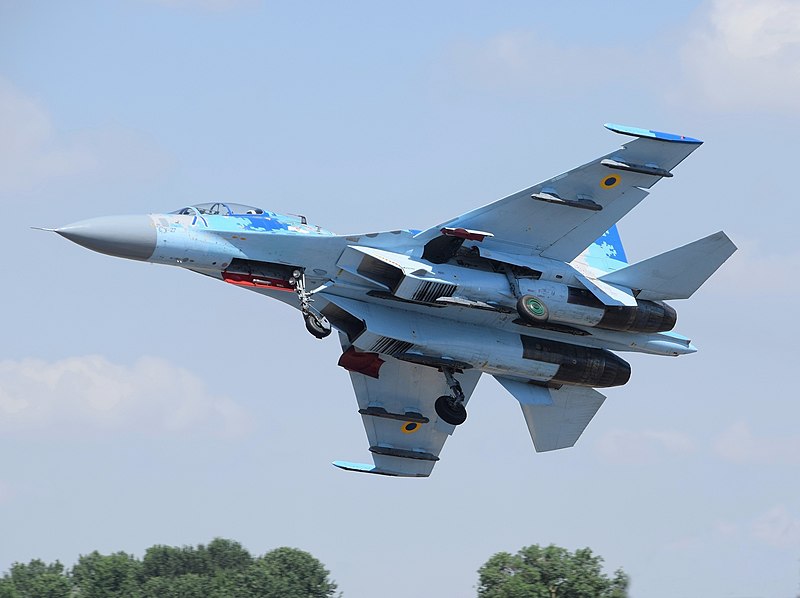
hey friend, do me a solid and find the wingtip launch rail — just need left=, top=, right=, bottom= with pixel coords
left=604, top=122, right=704, bottom=144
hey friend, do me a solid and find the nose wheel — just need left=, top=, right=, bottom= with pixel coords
left=435, top=367, right=467, bottom=425
left=304, top=312, right=332, bottom=339
left=290, top=270, right=331, bottom=339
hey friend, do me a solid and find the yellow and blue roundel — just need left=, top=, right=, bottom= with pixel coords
left=600, top=174, right=621, bottom=189
left=401, top=421, right=422, bottom=434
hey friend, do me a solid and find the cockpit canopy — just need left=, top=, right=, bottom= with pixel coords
left=171, top=202, right=311, bottom=226
left=172, top=202, right=266, bottom=216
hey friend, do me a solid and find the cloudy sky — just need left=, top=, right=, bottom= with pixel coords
left=2, top=1, right=799, bottom=596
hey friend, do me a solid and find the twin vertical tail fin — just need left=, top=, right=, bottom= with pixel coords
left=595, top=224, right=628, bottom=265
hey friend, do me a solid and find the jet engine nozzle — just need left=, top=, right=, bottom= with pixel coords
left=516, top=282, right=678, bottom=334
left=520, top=336, right=631, bottom=388
left=597, top=300, right=677, bottom=334
left=55, top=215, right=157, bottom=261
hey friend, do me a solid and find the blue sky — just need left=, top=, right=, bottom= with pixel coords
left=2, top=1, right=800, bottom=596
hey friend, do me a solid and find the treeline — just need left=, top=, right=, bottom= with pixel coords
left=0, top=538, right=337, bottom=598
left=477, top=544, right=628, bottom=598
left=2, top=540, right=629, bottom=598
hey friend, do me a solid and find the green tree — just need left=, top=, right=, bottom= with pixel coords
left=140, top=573, right=215, bottom=598
left=241, top=547, right=338, bottom=598
left=477, top=544, right=628, bottom=598
left=71, top=551, right=142, bottom=598
left=0, top=559, right=71, bottom=598
left=139, top=539, right=255, bottom=598
left=141, top=544, right=208, bottom=579
left=205, top=538, right=253, bottom=573
left=0, top=539, right=337, bottom=598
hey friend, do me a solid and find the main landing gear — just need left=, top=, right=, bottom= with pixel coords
left=434, top=367, right=467, bottom=426
left=290, top=269, right=331, bottom=339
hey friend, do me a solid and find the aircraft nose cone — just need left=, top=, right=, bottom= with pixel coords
left=55, top=215, right=156, bottom=261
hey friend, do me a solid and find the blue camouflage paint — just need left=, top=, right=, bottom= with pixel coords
left=332, top=461, right=378, bottom=473
left=197, top=213, right=335, bottom=236
left=237, top=216, right=290, bottom=232
left=592, top=224, right=627, bottom=263
left=577, top=224, right=629, bottom=274
left=604, top=123, right=703, bottom=144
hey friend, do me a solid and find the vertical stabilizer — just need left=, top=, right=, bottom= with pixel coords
left=595, top=224, right=627, bottom=264
left=579, top=224, right=629, bottom=274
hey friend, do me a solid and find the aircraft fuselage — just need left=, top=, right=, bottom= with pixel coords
left=53, top=205, right=695, bottom=397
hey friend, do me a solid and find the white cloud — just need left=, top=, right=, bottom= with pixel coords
left=0, top=480, right=13, bottom=506
left=596, top=429, right=695, bottom=464
left=714, top=421, right=800, bottom=465
left=442, top=1, right=800, bottom=115
left=444, top=31, right=624, bottom=96
left=0, top=79, right=95, bottom=194
left=0, top=78, right=172, bottom=196
left=751, top=505, right=800, bottom=549
left=714, top=520, right=739, bottom=538
left=708, top=238, right=800, bottom=296
left=681, top=0, right=800, bottom=112
left=664, top=506, right=800, bottom=553
left=0, top=355, right=252, bottom=438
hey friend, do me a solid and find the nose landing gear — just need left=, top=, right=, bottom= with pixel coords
left=290, top=270, right=331, bottom=339
left=434, top=366, right=467, bottom=426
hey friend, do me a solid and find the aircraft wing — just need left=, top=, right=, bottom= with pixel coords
left=414, top=124, right=703, bottom=262
left=334, top=336, right=481, bottom=477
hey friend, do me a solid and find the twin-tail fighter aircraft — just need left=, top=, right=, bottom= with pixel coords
left=48, top=124, right=736, bottom=477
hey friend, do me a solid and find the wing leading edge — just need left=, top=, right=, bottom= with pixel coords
left=414, top=124, right=703, bottom=262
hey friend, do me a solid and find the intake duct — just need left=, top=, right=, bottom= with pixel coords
left=356, top=254, right=403, bottom=292
left=339, top=246, right=458, bottom=304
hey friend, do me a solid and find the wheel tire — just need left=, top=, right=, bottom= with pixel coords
left=305, top=314, right=331, bottom=339
left=435, top=395, right=467, bottom=426
left=516, top=294, right=549, bottom=323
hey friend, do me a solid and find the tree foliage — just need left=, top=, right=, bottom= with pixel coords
left=72, top=551, right=142, bottom=598
left=477, top=544, right=629, bottom=598
left=0, top=560, right=71, bottom=598
left=242, top=547, right=339, bottom=598
left=0, top=539, right=337, bottom=598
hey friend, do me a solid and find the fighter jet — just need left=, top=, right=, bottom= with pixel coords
left=48, top=124, right=736, bottom=477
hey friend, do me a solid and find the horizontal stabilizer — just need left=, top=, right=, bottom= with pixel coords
left=599, top=231, right=737, bottom=300
left=495, top=376, right=553, bottom=405
left=495, top=376, right=605, bottom=452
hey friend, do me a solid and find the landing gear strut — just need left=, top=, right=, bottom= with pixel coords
left=290, top=269, right=331, bottom=339
left=434, top=367, right=467, bottom=426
